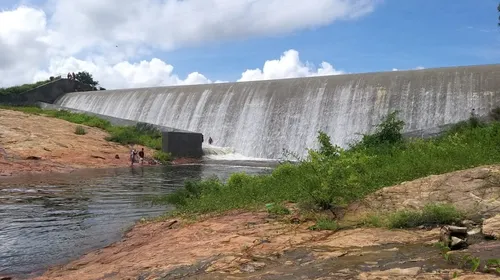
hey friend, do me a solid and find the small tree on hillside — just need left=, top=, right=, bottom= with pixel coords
left=75, top=71, right=99, bottom=87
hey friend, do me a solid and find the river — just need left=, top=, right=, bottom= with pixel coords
left=0, top=162, right=274, bottom=278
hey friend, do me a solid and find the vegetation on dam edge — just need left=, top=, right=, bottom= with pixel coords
left=0, top=106, right=171, bottom=163
left=156, top=110, right=500, bottom=228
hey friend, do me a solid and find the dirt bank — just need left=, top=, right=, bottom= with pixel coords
left=0, top=109, right=156, bottom=177
left=37, top=165, right=500, bottom=280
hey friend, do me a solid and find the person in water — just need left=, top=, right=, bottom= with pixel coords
left=138, top=148, right=145, bottom=165
left=208, top=137, right=213, bottom=145
left=130, top=149, right=137, bottom=166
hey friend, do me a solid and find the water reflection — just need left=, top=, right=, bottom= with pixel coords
left=0, top=163, right=272, bottom=278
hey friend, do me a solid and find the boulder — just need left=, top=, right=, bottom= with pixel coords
left=482, top=215, right=500, bottom=239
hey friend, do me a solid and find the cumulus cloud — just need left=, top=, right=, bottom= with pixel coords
left=0, top=1, right=379, bottom=88
left=238, top=49, right=343, bottom=81
left=47, top=0, right=379, bottom=54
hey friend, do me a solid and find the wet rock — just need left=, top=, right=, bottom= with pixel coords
left=0, top=277, right=12, bottom=280
left=440, top=225, right=469, bottom=249
left=483, top=214, right=500, bottom=239
left=450, top=237, right=467, bottom=250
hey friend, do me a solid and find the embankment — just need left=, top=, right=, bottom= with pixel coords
left=56, top=64, right=500, bottom=158
left=0, top=109, right=155, bottom=177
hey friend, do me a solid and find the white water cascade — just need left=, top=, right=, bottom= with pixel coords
left=56, top=65, right=500, bottom=159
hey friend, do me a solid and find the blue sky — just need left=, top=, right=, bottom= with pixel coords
left=1, top=0, right=500, bottom=88
left=163, top=0, right=500, bottom=81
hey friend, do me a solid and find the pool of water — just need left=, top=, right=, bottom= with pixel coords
left=0, top=163, right=273, bottom=278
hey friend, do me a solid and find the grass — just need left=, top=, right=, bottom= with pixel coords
left=74, top=125, right=87, bottom=135
left=386, top=203, right=464, bottom=229
left=308, top=218, right=338, bottom=231
left=158, top=110, right=500, bottom=222
left=0, top=105, right=171, bottom=162
left=0, top=79, right=54, bottom=95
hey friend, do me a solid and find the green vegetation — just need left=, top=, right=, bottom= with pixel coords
left=265, top=203, right=291, bottom=216
left=0, top=105, right=170, bottom=162
left=74, top=125, right=87, bottom=135
left=160, top=109, right=500, bottom=223
left=308, top=218, right=338, bottom=231
left=0, top=79, right=53, bottom=95
left=386, top=203, right=464, bottom=229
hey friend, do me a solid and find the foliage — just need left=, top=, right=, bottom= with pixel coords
left=153, top=151, right=172, bottom=164
left=309, top=218, right=338, bottom=231
left=74, top=125, right=87, bottom=135
left=75, top=71, right=99, bottom=87
left=159, top=109, right=500, bottom=222
left=0, top=79, right=53, bottom=95
left=387, top=204, right=464, bottom=229
left=0, top=106, right=168, bottom=161
left=355, top=111, right=405, bottom=149
left=266, top=203, right=291, bottom=216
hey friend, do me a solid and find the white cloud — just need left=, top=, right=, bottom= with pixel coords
left=238, top=49, right=343, bottom=81
left=47, top=0, right=379, bottom=54
left=0, top=1, right=379, bottom=88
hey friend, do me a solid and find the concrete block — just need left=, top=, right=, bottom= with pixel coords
left=162, top=131, right=203, bottom=158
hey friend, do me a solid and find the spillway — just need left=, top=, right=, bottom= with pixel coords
left=56, top=64, right=500, bottom=159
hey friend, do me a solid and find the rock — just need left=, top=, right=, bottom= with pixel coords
left=450, top=237, right=467, bottom=250
left=483, top=214, right=500, bottom=239
left=461, top=219, right=477, bottom=228
left=448, top=226, right=467, bottom=234
left=284, top=261, right=293, bottom=266
left=467, top=227, right=481, bottom=236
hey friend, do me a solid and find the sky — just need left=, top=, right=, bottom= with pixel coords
left=0, top=0, right=499, bottom=89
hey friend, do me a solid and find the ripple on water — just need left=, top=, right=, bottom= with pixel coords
left=0, top=163, right=272, bottom=278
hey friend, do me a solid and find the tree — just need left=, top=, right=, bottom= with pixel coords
left=75, top=71, right=99, bottom=87
left=498, top=3, right=500, bottom=25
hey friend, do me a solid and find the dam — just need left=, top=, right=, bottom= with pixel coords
left=55, top=64, right=500, bottom=159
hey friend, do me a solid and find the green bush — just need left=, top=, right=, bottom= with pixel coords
left=153, top=151, right=172, bottom=164
left=74, top=126, right=87, bottom=135
left=0, top=79, right=52, bottom=95
left=159, top=110, right=500, bottom=221
left=388, top=204, right=464, bottom=229
left=309, top=218, right=338, bottom=231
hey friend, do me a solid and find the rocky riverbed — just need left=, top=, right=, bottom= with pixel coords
left=35, top=166, right=500, bottom=280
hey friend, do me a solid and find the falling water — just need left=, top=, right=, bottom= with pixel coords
left=56, top=65, right=500, bottom=159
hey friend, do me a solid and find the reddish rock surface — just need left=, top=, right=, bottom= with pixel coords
left=0, top=109, right=156, bottom=177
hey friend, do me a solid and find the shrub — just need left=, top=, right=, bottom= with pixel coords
left=309, top=218, right=338, bottom=231
left=157, top=111, right=500, bottom=223
left=153, top=151, right=172, bottom=164
left=266, top=203, right=291, bottom=216
left=356, top=111, right=405, bottom=148
left=74, top=126, right=87, bottom=135
left=388, top=204, right=464, bottom=229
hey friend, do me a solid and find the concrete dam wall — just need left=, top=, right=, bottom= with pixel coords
left=55, top=64, right=500, bottom=159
